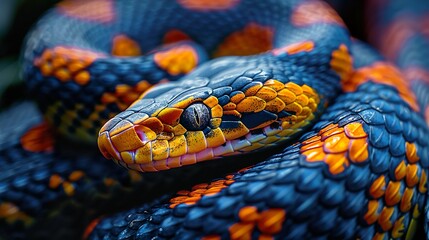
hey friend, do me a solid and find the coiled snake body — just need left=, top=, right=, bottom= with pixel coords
left=1, top=0, right=429, bottom=239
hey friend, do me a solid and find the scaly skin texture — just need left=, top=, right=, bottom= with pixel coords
left=0, top=0, right=427, bottom=239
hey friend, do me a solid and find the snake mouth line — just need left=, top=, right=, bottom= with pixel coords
left=98, top=117, right=315, bottom=172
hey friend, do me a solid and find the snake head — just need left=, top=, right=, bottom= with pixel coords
left=98, top=57, right=322, bottom=172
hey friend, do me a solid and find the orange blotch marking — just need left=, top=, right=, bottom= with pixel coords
left=20, top=122, right=55, bottom=153
left=154, top=45, right=198, bottom=75
left=291, top=1, right=345, bottom=27
left=35, top=47, right=104, bottom=86
left=49, top=174, right=64, bottom=189
left=0, top=202, right=34, bottom=226
left=214, top=23, right=273, bottom=58
left=163, top=30, right=191, bottom=44
left=82, top=217, right=102, bottom=240
left=272, top=41, right=314, bottom=56
left=169, top=175, right=234, bottom=208
left=330, top=44, right=353, bottom=81
left=57, top=0, right=115, bottom=23
left=101, top=80, right=152, bottom=111
left=111, top=35, right=141, bottom=57
left=344, top=62, right=419, bottom=112
left=177, top=0, right=239, bottom=11
left=300, top=122, right=368, bottom=175
left=405, top=142, right=419, bottom=163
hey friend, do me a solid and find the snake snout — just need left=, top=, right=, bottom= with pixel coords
left=98, top=115, right=165, bottom=167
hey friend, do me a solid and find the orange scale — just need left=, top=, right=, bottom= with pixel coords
left=384, top=181, right=402, bottom=206
left=191, top=183, right=209, bottom=190
left=175, top=190, right=191, bottom=196
left=183, top=196, right=201, bottom=204
left=300, top=141, right=324, bottom=152
left=49, top=174, right=64, bottom=189
left=229, top=222, right=255, bottom=240
left=257, top=209, right=286, bottom=235
left=348, top=138, right=369, bottom=163
left=68, top=170, right=85, bottom=182
left=364, top=200, right=381, bottom=225
left=320, top=126, right=344, bottom=141
left=405, top=142, right=419, bottom=163
left=225, top=180, right=235, bottom=185
left=400, top=187, right=414, bottom=212
left=344, top=122, right=367, bottom=138
left=322, top=132, right=350, bottom=154
left=317, top=123, right=338, bottom=134
left=301, top=135, right=321, bottom=145
left=369, top=175, right=386, bottom=199
left=324, top=153, right=349, bottom=175
left=302, top=147, right=326, bottom=162
left=238, top=206, right=260, bottom=222
left=378, top=206, right=394, bottom=231
left=169, top=196, right=188, bottom=203
left=394, top=161, right=407, bottom=180
left=406, top=164, right=419, bottom=187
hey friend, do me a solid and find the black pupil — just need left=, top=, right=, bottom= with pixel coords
left=180, top=103, right=210, bottom=131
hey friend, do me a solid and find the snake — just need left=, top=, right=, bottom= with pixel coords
left=1, top=0, right=429, bottom=239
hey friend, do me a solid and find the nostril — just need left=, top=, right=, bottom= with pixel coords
left=134, top=125, right=157, bottom=143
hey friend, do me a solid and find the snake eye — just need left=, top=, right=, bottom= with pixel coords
left=180, top=103, right=210, bottom=131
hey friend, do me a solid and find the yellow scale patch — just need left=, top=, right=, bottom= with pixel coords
left=364, top=142, right=426, bottom=239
